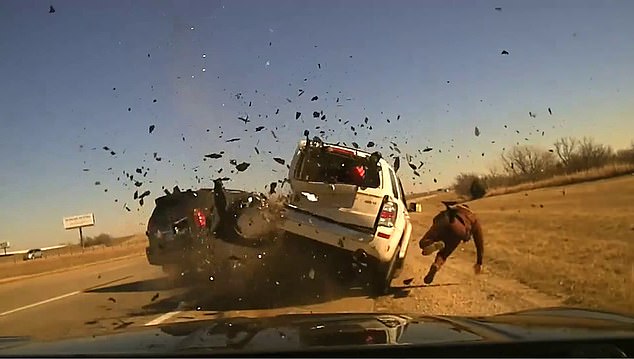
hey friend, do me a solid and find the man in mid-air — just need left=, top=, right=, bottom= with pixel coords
left=418, top=201, right=484, bottom=284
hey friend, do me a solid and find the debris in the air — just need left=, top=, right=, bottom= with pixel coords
left=548, top=107, right=552, bottom=115
left=94, top=181, right=101, bottom=186
left=226, top=138, right=240, bottom=143
left=49, top=5, right=56, bottom=13
left=82, top=168, right=89, bottom=172
left=423, top=147, right=433, bottom=152
left=254, top=147, right=260, bottom=154
left=501, top=50, right=509, bottom=55
left=403, top=278, right=414, bottom=285
left=367, top=141, right=375, bottom=148
left=148, top=125, right=155, bottom=134
left=394, top=157, right=400, bottom=172
left=298, top=89, right=304, bottom=97
left=317, top=63, right=321, bottom=69
left=128, top=107, right=131, bottom=112
left=230, top=159, right=237, bottom=166
left=236, top=162, right=250, bottom=172
left=271, top=130, right=278, bottom=140
left=303, top=129, right=310, bottom=137
left=296, top=112, right=301, bottom=120
left=397, top=115, right=401, bottom=120
left=255, top=126, right=265, bottom=132
left=364, top=117, right=369, bottom=124
left=269, top=182, right=277, bottom=194
left=108, top=297, right=116, bottom=303
left=434, top=178, right=438, bottom=183
left=311, top=96, right=318, bottom=101
left=350, top=142, right=359, bottom=149
left=286, top=98, right=292, bottom=103
left=475, top=126, right=481, bottom=136
left=495, top=7, right=502, bottom=11
left=408, top=163, right=417, bottom=171
left=134, top=181, right=142, bottom=187
left=529, top=111, right=536, bottom=118
left=273, top=158, right=285, bottom=165
left=313, top=112, right=320, bottom=118
left=151, top=293, right=159, bottom=302
left=238, top=116, right=249, bottom=124
left=204, top=153, right=222, bottom=159
left=275, top=108, right=280, bottom=114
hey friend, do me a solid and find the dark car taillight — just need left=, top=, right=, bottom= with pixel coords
left=193, top=208, right=206, bottom=228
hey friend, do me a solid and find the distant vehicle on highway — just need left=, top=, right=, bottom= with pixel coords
left=279, top=137, right=413, bottom=294
left=23, top=249, right=43, bottom=261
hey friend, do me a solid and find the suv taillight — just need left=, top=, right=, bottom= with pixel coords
left=193, top=208, right=206, bottom=228
left=378, top=200, right=397, bottom=228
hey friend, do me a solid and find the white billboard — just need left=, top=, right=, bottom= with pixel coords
left=63, top=213, right=95, bottom=230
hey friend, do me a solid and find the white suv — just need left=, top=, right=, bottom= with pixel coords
left=279, top=138, right=412, bottom=293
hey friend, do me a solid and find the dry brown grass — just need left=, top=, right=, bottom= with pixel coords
left=486, top=163, right=634, bottom=197
left=0, top=234, right=147, bottom=279
left=413, top=175, right=634, bottom=314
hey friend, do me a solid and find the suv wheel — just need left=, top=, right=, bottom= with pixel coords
left=371, top=245, right=400, bottom=295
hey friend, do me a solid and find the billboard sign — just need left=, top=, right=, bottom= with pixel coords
left=63, top=213, right=95, bottom=230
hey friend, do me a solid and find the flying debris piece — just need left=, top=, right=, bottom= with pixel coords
left=49, top=5, right=55, bottom=13
left=230, top=159, right=237, bottom=165
left=352, top=142, right=359, bottom=149
left=298, top=89, right=304, bottom=97
left=367, top=141, right=375, bottom=148
left=303, top=129, right=310, bottom=137
left=134, top=191, right=138, bottom=200
left=393, top=157, right=400, bottom=172
left=273, top=158, right=285, bottom=165
left=151, top=293, right=159, bottom=302
left=226, top=138, right=240, bottom=143
left=501, top=50, right=509, bottom=55
left=275, top=108, right=280, bottom=114
left=103, top=146, right=110, bottom=151
left=312, top=111, right=320, bottom=118
left=433, top=178, right=438, bottom=183
left=254, top=147, right=260, bottom=154
left=548, top=107, right=552, bottom=115
left=124, top=205, right=131, bottom=212
left=423, top=147, right=433, bottom=152
left=397, top=115, right=401, bottom=120
left=110, top=151, right=116, bottom=156
left=204, top=153, right=222, bottom=159
left=238, top=116, right=250, bottom=124
left=529, top=111, right=537, bottom=118
left=320, top=114, right=326, bottom=120
left=474, top=126, right=481, bottom=136
left=311, top=96, right=318, bottom=101
left=495, top=7, right=502, bottom=11
left=82, top=168, right=90, bottom=172
left=286, top=98, right=292, bottom=103
left=136, top=168, right=142, bottom=174
left=134, top=181, right=142, bottom=187
left=139, top=198, right=144, bottom=206
left=94, top=181, right=101, bottom=185
left=269, top=182, right=277, bottom=194
left=235, top=162, right=250, bottom=172
left=149, top=125, right=155, bottom=134
left=255, top=126, right=265, bottom=132
left=318, top=63, right=321, bottom=69
left=403, top=278, right=414, bottom=285
left=295, top=112, right=301, bottom=120
left=271, top=130, right=278, bottom=139
left=139, top=190, right=150, bottom=198
left=128, top=107, right=131, bottom=112
left=408, top=163, right=417, bottom=171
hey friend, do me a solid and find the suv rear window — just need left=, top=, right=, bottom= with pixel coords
left=294, top=146, right=381, bottom=188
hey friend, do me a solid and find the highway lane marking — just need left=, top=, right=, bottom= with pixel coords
left=0, top=291, right=81, bottom=317
left=144, top=311, right=181, bottom=326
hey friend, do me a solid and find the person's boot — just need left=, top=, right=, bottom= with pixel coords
left=424, top=257, right=445, bottom=284
left=423, top=264, right=438, bottom=284
left=422, top=241, right=445, bottom=256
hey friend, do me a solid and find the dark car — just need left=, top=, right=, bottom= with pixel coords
left=145, top=180, right=279, bottom=285
left=1, top=307, right=632, bottom=357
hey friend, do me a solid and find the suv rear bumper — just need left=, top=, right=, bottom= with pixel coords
left=279, top=205, right=396, bottom=263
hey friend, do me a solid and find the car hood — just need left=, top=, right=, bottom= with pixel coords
left=1, top=307, right=633, bottom=356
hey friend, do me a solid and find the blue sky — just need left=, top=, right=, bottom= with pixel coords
left=1, top=0, right=633, bottom=250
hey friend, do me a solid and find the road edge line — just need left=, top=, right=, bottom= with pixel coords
left=0, top=290, right=81, bottom=317
left=144, top=311, right=181, bottom=326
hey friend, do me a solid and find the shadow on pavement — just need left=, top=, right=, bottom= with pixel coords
left=85, top=277, right=181, bottom=293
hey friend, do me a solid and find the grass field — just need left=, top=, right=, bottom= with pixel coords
left=411, top=174, right=634, bottom=314
left=0, top=234, right=147, bottom=280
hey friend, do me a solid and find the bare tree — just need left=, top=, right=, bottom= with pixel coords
left=500, top=145, right=556, bottom=180
left=553, top=137, right=577, bottom=169
left=573, top=137, right=613, bottom=170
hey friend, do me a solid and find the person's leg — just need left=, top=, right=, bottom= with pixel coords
left=424, top=237, right=460, bottom=284
left=418, top=226, right=446, bottom=255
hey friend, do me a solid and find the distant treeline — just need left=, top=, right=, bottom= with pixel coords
left=454, top=137, right=634, bottom=199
